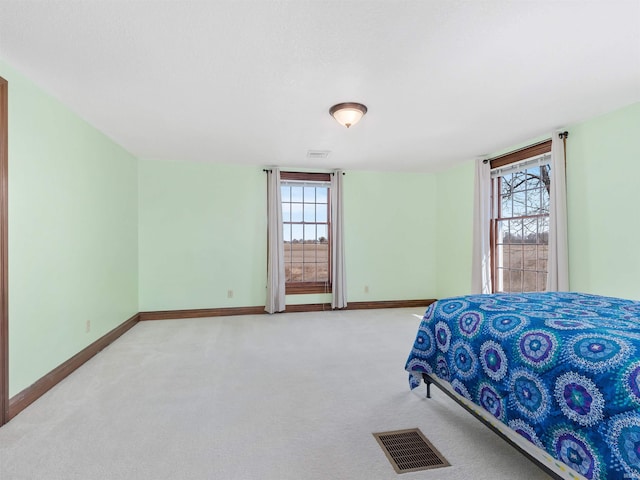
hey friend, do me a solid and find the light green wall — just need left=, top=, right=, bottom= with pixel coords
left=138, top=160, right=267, bottom=311
left=435, top=161, right=474, bottom=299
left=433, top=102, right=640, bottom=301
left=1, top=60, right=139, bottom=396
left=344, top=171, right=437, bottom=301
left=567, top=102, right=640, bottom=299
left=138, top=165, right=438, bottom=310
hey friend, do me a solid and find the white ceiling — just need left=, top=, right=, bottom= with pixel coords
left=0, top=1, right=639, bottom=172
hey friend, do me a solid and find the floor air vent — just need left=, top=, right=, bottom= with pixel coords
left=373, top=428, right=450, bottom=474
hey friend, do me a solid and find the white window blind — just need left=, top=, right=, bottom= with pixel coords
left=281, top=180, right=331, bottom=188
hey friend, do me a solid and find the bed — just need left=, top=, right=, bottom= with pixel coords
left=405, top=292, right=640, bottom=480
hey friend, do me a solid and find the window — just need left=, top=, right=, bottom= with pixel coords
left=280, top=172, right=331, bottom=294
left=490, top=141, right=551, bottom=293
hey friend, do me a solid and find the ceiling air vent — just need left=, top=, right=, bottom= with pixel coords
left=307, top=150, right=331, bottom=159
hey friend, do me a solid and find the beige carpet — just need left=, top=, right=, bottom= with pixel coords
left=0, top=308, right=550, bottom=479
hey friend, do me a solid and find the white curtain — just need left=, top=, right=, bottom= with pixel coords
left=546, top=133, right=569, bottom=291
left=471, top=159, right=492, bottom=294
left=331, top=170, right=347, bottom=309
left=265, top=168, right=286, bottom=313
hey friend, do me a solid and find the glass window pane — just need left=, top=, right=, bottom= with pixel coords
left=511, top=245, right=522, bottom=268
left=500, top=173, right=513, bottom=197
left=284, top=263, right=292, bottom=282
left=317, top=225, right=328, bottom=243
left=523, top=245, right=536, bottom=271
left=539, top=236, right=548, bottom=259
left=291, top=203, right=303, bottom=222
left=540, top=164, right=551, bottom=192
left=511, top=171, right=527, bottom=192
left=317, top=242, right=328, bottom=265
left=523, top=188, right=532, bottom=216
left=291, top=263, right=303, bottom=282
left=300, top=241, right=310, bottom=264
left=511, top=191, right=526, bottom=216
left=317, top=263, right=329, bottom=282
left=529, top=188, right=542, bottom=216
left=316, top=243, right=329, bottom=282
left=537, top=245, right=547, bottom=271
left=501, top=193, right=512, bottom=218
left=523, top=217, right=536, bottom=242
left=526, top=166, right=541, bottom=177
left=304, top=224, right=316, bottom=242
left=510, top=270, right=523, bottom=292
left=303, top=187, right=316, bottom=203
left=525, top=170, right=536, bottom=189
left=303, top=263, right=317, bottom=282
left=537, top=218, right=546, bottom=245
left=316, top=187, right=328, bottom=203
left=502, top=220, right=512, bottom=244
left=497, top=268, right=507, bottom=292
left=531, top=188, right=542, bottom=216
left=304, top=203, right=315, bottom=222
left=282, top=203, right=291, bottom=222
left=292, top=241, right=302, bottom=265
left=291, top=186, right=303, bottom=202
left=316, top=204, right=327, bottom=222
left=539, top=217, right=549, bottom=241
left=527, top=188, right=544, bottom=215
left=541, top=191, right=550, bottom=215
left=538, top=257, right=548, bottom=272
left=538, top=272, right=547, bottom=291
left=291, top=224, right=303, bottom=241
left=511, top=219, right=523, bottom=243
left=281, top=186, right=290, bottom=202
left=497, top=220, right=507, bottom=244
left=498, top=245, right=511, bottom=268
left=283, top=224, right=291, bottom=242
left=283, top=241, right=292, bottom=263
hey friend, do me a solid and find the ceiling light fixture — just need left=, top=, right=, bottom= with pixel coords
left=329, top=102, right=368, bottom=128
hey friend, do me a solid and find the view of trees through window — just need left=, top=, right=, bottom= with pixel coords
left=281, top=182, right=330, bottom=285
left=493, top=161, right=551, bottom=292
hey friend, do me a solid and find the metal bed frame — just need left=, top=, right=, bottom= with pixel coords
left=422, top=372, right=577, bottom=480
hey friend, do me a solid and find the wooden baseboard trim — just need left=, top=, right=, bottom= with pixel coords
left=347, top=299, right=436, bottom=310
left=139, top=306, right=266, bottom=321
left=8, top=313, right=140, bottom=421
left=140, top=299, right=436, bottom=320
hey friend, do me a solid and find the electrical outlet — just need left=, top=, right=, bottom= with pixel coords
left=227, top=289, right=234, bottom=299
left=364, top=285, right=369, bottom=294
left=85, top=320, right=91, bottom=333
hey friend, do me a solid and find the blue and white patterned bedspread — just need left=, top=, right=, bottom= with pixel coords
left=405, top=292, right=640, bottom=480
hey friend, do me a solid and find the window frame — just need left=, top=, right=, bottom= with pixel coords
left=280, top=171, right=332, bottom=295
left=489, top=140, right=552, bottom=293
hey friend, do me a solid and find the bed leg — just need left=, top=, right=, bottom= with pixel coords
left=422, top=374, right=432, bottom=399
